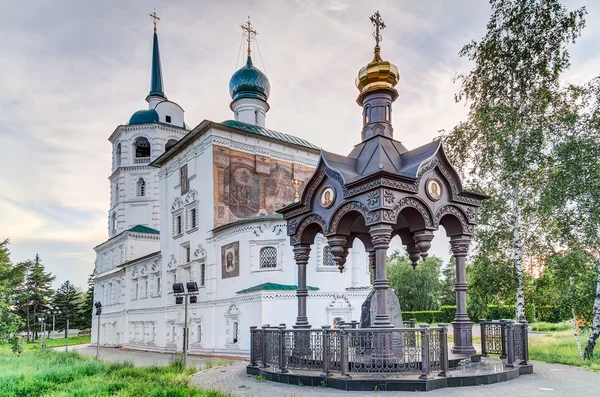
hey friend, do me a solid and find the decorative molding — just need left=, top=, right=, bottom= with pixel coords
left=392, top=196, right=434, bottom=227
left=433, top=205, right=474, bottom=235
left=290, top=214, right=327, bottom=245
left=327, top=201, right=379, bottom=234
left=171, top=197, right=182, bottom=212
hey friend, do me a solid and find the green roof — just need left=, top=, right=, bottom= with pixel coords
left=129, top=109, right=159, bottom=125
left=229, top=56, right=270, bottom=101
left=128, top=225, right=160, bottom=234
left=237, top=282, right=319, bottom=294
left=149, top=32, right=165, bottom=98
left=220, top=120, right=320, bottom=151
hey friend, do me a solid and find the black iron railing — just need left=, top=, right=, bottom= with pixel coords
left=480, top=320, right=529, bottom=367
left=249, top=323, right=449, bottom=379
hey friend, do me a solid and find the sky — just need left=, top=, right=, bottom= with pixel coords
left=1, top=0, right=598, bottom=290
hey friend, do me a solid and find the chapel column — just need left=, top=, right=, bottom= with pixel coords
left=369, top=224, right=393, bottom=327
left=293, top=244, right=311, bottom=329
left=450, top=235, right=475, bottom=355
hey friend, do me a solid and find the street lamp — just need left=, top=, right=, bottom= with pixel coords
left=172, top=282, right=199, bottom=367
left=94, top=301, right=102, bottom=359
left=38, top=314, right=47, bottom=350
left=48, top=306, right=61, bottom=339
left=64, top=313, right=71, bottom=352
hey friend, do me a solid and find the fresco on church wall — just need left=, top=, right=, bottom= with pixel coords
left=213, top=145, right=314, bottom=227
left=221, top=241, right=240, bottom=279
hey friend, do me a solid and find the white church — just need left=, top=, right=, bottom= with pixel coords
left=91, top=18, right=371, bottom=357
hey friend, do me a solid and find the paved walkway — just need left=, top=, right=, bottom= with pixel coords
left=191, top=360, right=600, bottom=396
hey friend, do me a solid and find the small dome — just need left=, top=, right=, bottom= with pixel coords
left=355, top=48, right=399, bottom=103
left=129, top=109, right=159, bottom=125
left=229, top=57, right=270, bottom=102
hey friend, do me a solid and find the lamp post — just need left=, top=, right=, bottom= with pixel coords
left=172, top=282, right=199, bottom=368
left=64, top=314, right=71, bottom=352
left=94, top=301, right=102, bottom=359
left=49, top=306, right=61, bottom=339
left=38, top=314, right=47, bottom=350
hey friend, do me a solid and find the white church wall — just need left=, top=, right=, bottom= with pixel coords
left=154, top=100, right=185, bottom=128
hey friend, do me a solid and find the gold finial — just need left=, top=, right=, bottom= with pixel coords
left=292, top=178, right=303, bottom=202
left=240, top=15, right=257, bottom=58
left=149, top=9, right=160, bottom=33
left=369, top=10, right=386, bottom=61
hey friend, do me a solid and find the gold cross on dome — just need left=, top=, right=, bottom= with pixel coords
left=370, top=10, right=386, bottom=48
left=292, top=178, right=303, bottom=202
left=149, top=10, right=160, bottom=33
left=241, top=15, right=257, bottom=57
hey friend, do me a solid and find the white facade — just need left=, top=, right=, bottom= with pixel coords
left=91, top=29, right=371, bottom=358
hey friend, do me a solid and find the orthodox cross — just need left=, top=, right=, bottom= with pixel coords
left=369, top=10, right=386, bottom=48
left=292, top=178, right=303, bottom=202
left=240, top=15, right=257, bottom=57
left=149, top=10, right=160, bottom=33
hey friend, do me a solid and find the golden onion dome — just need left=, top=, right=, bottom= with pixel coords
left=355, top=46, right=399, bottom=103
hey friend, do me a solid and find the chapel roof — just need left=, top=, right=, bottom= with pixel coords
left=237, top=282, right=319, bottom=294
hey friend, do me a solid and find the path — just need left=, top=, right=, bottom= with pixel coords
left=191, top=360, right=600, bottom=396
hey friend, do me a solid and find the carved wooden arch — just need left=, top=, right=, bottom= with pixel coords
left=326, top=201, right=376, bottom=235
left=391, top=196, right=434, bottom=229
left=433, top=204, right=474, bottom=236
left=289, top=214, right=327, bottom=245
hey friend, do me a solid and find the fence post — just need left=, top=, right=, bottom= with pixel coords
left=419, top=325, right=431, bottom=380
left=339, top=326, right=351, bottom=380
left=261, top=324, right=270, bottom=368
left=437, top=324, right=449, bottom=377
left=520, top=320, right=529, bottom=365
left=277, top=324, right=288, bottom=373
left=480, top=320, right=487, bottom=356
left=321, top=325, right=331, bottom=377
left=249, top=326, right=258, bottom=367
left=500, top=320, right=507, bottom=359
left=410, top=318, right=416, bottom=328
left=505, top=320, right=515, bottom=368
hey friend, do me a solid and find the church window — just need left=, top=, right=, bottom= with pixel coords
left=116, top=143, right=122, bottom=167
left=144, top=280, right=148, bottom=298
left=135, top=282, right=139, bottom=300
left=385, top=104, right=391, bottom=121
left=254, top=110, right=258, bottom=124
left=166, top=115, right=172, bottom=123
left=172, top=326, right=176, bottom=342
left=180, top=164, right=189, bottom=195
left=176, top=215, right=182, bottom=235
left=259, top=246, right=278, bottom=269
left=199, top=263, right=206, bottom=287
left=134, top=137, right=151, bottom=158
left=233, top=321, right=239, bottom=343
left=323, top=245, right=336, bottom=267
left=115, top=183, right=119, bottom=204
left=197, top=324, right=202, bottom=343
left=165, top=139, right=178, bottom=152
left=182, top=243, right=191, bottom=264
left=190, top=208, right=197, bottom=229
left=157, top=277, right=161, bottom=295
left=111, top=212, right=117, bottom=233
left=137, top=178, right=146, bottom=197
left=364, top=105, right=371, bottom=124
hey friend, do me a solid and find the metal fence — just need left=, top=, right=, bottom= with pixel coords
left=480, top=320, right=529, bottom=367
left=249, top=324, right=449, bottom=379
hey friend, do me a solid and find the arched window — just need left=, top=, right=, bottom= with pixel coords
left=233, top=321, right=239, bottom=343
left=364, top=105, right=371, bottom=124
left=111, top=212, right=117, bottom=232
left=385, top=104, right=391, bottom=121
left=133, top=137, right=151, bottom=158
left=116, top=143, right=122, bottom=167
left=197, top=324, right=202, bottom=343
left=165, top=139, right=178, bottom=152
left=323, top=245, right=335, bottom=267
left=259, top=246, right=278, bottom=269
left=137, top=178, right=146, bottom=197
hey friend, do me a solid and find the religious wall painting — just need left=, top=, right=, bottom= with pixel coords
left=228, top=163, right=260, bottom=218
left=265, top=162, right=295, bottom=213
left=426, top=178, right=442, bottom=201
left=320, top=186, right=335, bottom=208
left=221, top=241, right=240, bottom=279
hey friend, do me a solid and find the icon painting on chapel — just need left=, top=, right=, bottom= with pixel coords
left=320, top=187, right=335, bottom=208
left=426, top=178, right=442, bottom=201
left=221, top=241, right=240, bottom=279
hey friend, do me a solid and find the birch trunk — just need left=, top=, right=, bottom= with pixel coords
left=570, top=276, right=584, bottom=359
left=512, top=183, right=526, bottom=321
left=584, top=257, right=600, bottom=359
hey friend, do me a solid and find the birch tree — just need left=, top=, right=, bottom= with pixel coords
left=444, top=0, right=586, bottom=321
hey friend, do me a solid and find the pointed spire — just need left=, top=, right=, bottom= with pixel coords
left=148, top=11, right=165, bottom=98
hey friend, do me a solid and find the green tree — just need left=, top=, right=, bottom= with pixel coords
left=444, top=0, right=586, bottom=321
left=23, top=254, right=55, bottom=339
left=540, top=79, right=600, bottom=358
left=0, top=239, right=24, bottom=345
left=53, top=280, right=87, bottom=333
left=387, top=251, right=443, bottom=311
left=439, top=258, right=456, bottom=307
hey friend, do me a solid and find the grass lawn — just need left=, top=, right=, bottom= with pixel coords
left=0, top=348, right=231, bottom=396
left=529, top=330, right=600, bottom=372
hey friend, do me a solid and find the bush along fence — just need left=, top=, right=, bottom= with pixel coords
left=402, top=305, right=517, bottom=324
left=480, top=320, right=530, bottom=368
left=249, top=324, right=451, bottom=379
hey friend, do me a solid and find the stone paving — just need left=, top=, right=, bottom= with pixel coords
left=190, top=360, right=600, bottom=396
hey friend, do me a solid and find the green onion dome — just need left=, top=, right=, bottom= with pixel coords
left=128, top=109, right=159, bottom=125
left=229, top=56, right=270, bottom=102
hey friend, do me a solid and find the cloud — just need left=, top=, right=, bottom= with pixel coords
left=1, top=0, right=599, bottom=289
